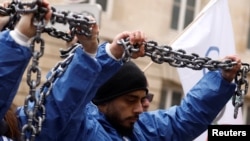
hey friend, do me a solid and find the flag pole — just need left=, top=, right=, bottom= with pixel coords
left=142, top=61, right=154, bottom=72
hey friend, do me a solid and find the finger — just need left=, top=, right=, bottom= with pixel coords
left=91, top=23, right=99, bottom=35
left=135, top=30, right=146, bottom=44
left=41, top=0, right=49, bottom=7
left=113, top=31, right=130, bottom=46
left=40, top=0, right=51, bottom=21
left=129, top=31, right=146, bottom=45
left=3, top=1, right=10, bottom=8
left=138, top=44, right=145, bottom=56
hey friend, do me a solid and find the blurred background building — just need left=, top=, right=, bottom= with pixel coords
left=10, top=0, right=250, bottom=124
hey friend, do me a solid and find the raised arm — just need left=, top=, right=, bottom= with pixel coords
left=0, top=0, right=51, bottom=120
left=139, top=55, right=242, bottom=141
left=29, top=25, right=147, bottom=141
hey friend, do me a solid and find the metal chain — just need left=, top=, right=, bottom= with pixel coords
left=44, top=7, right=96, bottom=42
left=19, top=1, right=47, bottom=140
left=0, top=1, right=20, bottom=31
left=232, top=63, right=249, bottom=118
left=0, top=0, right=96, bottom=41
left=117, top=39, right=250, bottom=119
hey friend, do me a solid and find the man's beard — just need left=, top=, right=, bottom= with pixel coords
left=106, top=114, right=134, bottom=137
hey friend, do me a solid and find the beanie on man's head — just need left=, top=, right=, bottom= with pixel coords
left=92, top=61, right=148, bottom=105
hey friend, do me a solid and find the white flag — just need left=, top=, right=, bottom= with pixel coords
left=171, top=0, right=243, bottom=140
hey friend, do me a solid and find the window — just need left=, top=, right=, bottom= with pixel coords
left=247, top=106, right=250, bottom=124
left=171, top=91, right=182, bottom=106
left=243, top=102, right=250, bottom=124
left=171, top=0, right=198, bottom=31
left=74, top=0, right=108, bottom=12
left=171, top=0, right=180, bottom=30
left=159, top=89, right=167, bottom=109
left=96, top=0, right=107, bottom=11
left=159, top=82, right=183, bottom=109
left=248, top=19, right=250, bottom=49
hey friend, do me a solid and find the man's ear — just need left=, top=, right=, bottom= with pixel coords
left=97, top=103, right=108, bottom=113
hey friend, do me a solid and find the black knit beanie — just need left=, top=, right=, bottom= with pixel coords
left=92, top=61, right=148, bottom=105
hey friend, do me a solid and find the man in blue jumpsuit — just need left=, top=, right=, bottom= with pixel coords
left=91, top=60, right=241, bottom=141
left=0, top=0, right=145, bottom=140
left=0, top=0, right=242, bottom=141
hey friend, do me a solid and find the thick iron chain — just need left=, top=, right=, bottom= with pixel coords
left=0, top=0, right=95, bottom=41
left=117, top=39, right=250, bottom=119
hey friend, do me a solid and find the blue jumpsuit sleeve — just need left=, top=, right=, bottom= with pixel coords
left=92, top=42, right=123, bottom=93
left=0, top=30, right=32, bottom=120
left=138, top=71, right=236, bottom=141
left=18, top=43, right=123, bottom=140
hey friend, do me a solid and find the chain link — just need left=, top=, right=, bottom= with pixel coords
left=233, top=63, right=250, bottom=118
left=20, top=0, right=47, bottom=140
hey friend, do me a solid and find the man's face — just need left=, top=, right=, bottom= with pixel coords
left=104, top=90, right=146, bottom=135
